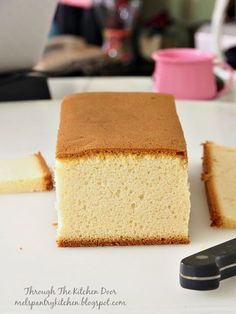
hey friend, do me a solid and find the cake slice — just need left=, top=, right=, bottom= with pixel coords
left=55, top=92, right=191, bottom=247
left=202, top=141, right=236, bottom=227
left=0, top=152, right=53, bottom=193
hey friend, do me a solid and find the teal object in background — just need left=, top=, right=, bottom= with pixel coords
left=49, top=21, right=60, bottom=37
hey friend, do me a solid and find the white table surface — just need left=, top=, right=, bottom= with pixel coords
left=0, top=77, right=236, bottom=314
left=48, top=76, right=236, bottom=102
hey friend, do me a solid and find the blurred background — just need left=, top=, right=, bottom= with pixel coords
left=34, top=0, right=236, bottom=77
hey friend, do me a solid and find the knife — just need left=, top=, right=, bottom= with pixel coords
left=179, top=238, right=236, bottom=290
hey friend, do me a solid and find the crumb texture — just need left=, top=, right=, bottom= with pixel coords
left=56, top=154, right=190, bottom=246
left=56, top=92, right=187, bottom=159
left=0, top=152, right=53, bottom=193
left=202, top=141, right=236, bottom=227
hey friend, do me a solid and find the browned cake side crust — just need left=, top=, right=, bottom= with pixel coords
left=56, top=92, right=187, bottom=160
left=57, top=236, right=189, bottom=247
left=35, top=152, right=53, bottom=191
left=202, top=142, right=223, bottom=227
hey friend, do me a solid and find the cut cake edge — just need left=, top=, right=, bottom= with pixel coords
left=34, top=152, right=54, bottom=191
left=202, top=141, right=236, bottom=228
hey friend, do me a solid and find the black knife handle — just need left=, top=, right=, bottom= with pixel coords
left=180, top=238, right=236, bottom=290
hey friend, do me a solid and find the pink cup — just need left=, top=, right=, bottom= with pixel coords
left=152, top=48, right=233, bottom=100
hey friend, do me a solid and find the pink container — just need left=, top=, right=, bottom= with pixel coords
left=152, top=48, right=233, bottom=100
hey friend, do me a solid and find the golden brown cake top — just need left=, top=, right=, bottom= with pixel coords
left=56, top=92, right=187, bottom=159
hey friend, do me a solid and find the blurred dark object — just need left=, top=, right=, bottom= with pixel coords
left=215, top=75, right=225, bottom=91
left=225, top=46, right=236, bottom=68
left=35, top=35, right=106, bottom=74
left=139, top=10, right=171, bottom=61
left=37, top=57, right=154, bottom=77
left=92, top=59, right=153, bottom=76
left=0, top=73, right=50, bottom=102
left=144, top=10, right=171, bottom=31
left=225, top=0, right=236, bottom=21
left=93, top=0, right=141, bottom=63
left=36, top=34, right=153, bottom=77
left=94, top=0, right=140, bottom=29
left=139, top=10, right=189, bottom=61
left=55, top=4, right=103, bottom=45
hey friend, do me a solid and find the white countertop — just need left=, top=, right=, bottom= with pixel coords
left=48, top=77, right=153, bottom=99
left=48, top=76, right=236, bottom=103
left=1, top=77, right=236, bottom=314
